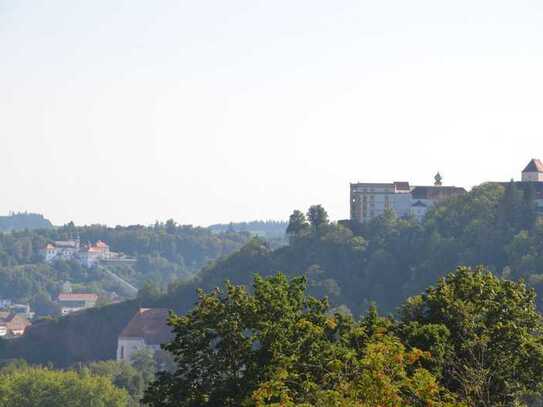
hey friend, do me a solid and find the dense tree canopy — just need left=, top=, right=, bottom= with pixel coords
left=144, top=274, right=459, bottom=407
left=146, top=268, right=543, bottom=406
left=0, top=365, right=128, bottom=406
left=399, top=266, right=543, bottom=406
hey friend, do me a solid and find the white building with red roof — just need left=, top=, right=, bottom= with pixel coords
left=42, top=239, right=126, bottom=268
left=79, top=240, right=112, bottom=267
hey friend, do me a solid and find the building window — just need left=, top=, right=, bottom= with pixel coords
left=120, top=346, right=124, bottom=360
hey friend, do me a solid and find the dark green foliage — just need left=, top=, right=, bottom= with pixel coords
left=79, top=352, right=161, bottom=404
left=146, top=269, right=543, bottom=406
left=144, top=274, right=457, bottom=406
left=399, top=266, right=543, bottom=406
left=78, top=360, right=145, bottom=404
left=306, top=204, right=329, bottom=232
left=286, top=210, right=309, bottom=237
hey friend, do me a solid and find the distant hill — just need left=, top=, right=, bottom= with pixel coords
left=208, top=221, right=287, bottom=239
left=0, top=213, right=53, bottom=232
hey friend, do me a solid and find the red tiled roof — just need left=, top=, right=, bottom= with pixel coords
left=58, top=293, right=98, bottom=302
left=119, top=308, right=172, bottom=345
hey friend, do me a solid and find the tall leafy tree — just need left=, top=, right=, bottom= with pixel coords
left=399, top=266, right=543, bottom=407
left=144, top=274, right=459, bottom=406
left=307, top=205, right=329, bottom=232
left=286, top=210, right=309, bottom=237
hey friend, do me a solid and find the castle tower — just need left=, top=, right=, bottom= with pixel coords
left=521, top=159, right=543, bottom=182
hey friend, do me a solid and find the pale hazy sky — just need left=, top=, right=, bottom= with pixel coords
left=2, top=1, right=543, bottom=226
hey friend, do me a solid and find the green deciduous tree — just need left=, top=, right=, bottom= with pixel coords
left=307, top=205, right=329, bottom=232
left=0, top=366, right=128, bottom=407
left=144, top=274, right=459, bottom=407
left=130, top=347, right=157, bottom=386
left=81, top=359, right=145, bottom=403
left=399, top=266, right=543, bottom=407
left=286, top=210, right=309, bottom=237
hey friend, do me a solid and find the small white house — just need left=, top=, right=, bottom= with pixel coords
left=117, top=308, right=172, bottom=363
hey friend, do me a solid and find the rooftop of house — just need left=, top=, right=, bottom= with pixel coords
left=57, top=293, right=98, bottom=302
left=0, top=312, right=31, bottom=328
left=119, top=308, right=172, bottom=346
left=522, top=159, right=543, bottom=173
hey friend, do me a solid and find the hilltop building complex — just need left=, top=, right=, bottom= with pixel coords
left=350, top=159, right=543, bottom=223
left=350, top=173, right=466, bottom=223
left=42, top=239, right=135, bottom=268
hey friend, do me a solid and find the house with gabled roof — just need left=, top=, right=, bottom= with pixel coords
left=116, top=308, right=172, bottom=363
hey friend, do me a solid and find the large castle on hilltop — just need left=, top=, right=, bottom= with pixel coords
left=350, top=159, right=543, bottom=223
